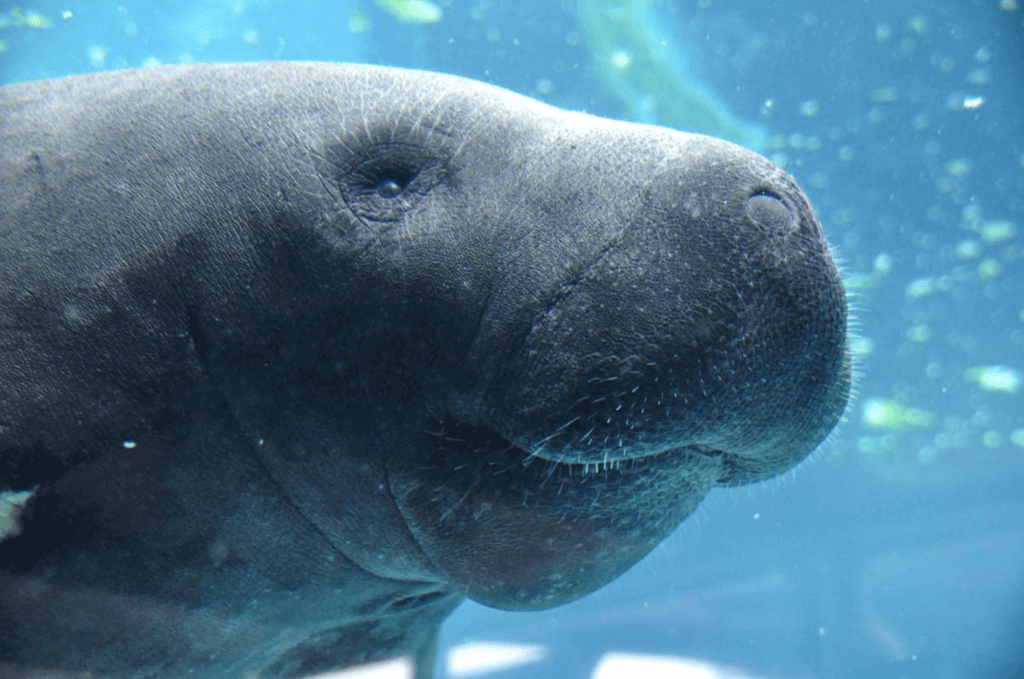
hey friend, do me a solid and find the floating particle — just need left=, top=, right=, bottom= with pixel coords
left=535, top=79, right=553, bottom=95
left=983, top=431, right=1003, bottom=449
left=906, top=324, right=931, bottom=342
left=769, top=152, right=790, bottom=169
left=833, top=207, right=854, bottom=225
left=900, top=38, right=916, bottom=52
left=24, top=10, right=53, bottom=29
left=955, top=239, right=982, bottom=259
left=977, top=258, right=1002, bottom=279
left=964, top=365, right=1023, bottom=394
left=1011, top=429, right=1024, bottom=448
left=87, top=44, right=109, bottom=68
left=874, top=253, right=894, bottom=273
left=915, top=232, right=938, bottom=250
left=62, top=10, right=73, bottom=20
left=242, top=28, right=259, bottom=45
left=967, top=68, right=991, bottom=85
left=862, top=398, right=937, bottom=430
left=609, top=49, right=633, bottom=70
left=963, top=96, right=985, bottom=109
left=857, top=436, right=878, bottom=454
left=871, top=87, right=898, bottom=102
left=799, top=100, right=819, bottom=117
left=875, top=23, right=892, bottom=41
left=838, top=145, right=855, bottom=161
left=808, top=172, right=827, bottom=189
left=486, top=27, right=500, bottom=42
left=917, top=445, right=937, bottom=464
left=906, top=277, right=935, bottom=298
left=975, top=45, right=992, bottom=62
left=348, top=10, right=371, bottom=32
left=925, top=205, right=945, bottom=222
left=374, top=0, right=443, bottom=24
left=912, top=113, right=929, bottom=130
left=0, top=40, right=6, bottom=54
left=925, top=362, right=942, bottom=379
left=943, top=158, right=972, bottom=177
left=850, top=336, right=875, bottom=356
left=908, top=15, right=928, bottom=34
left=980, top=220, right=1016, bottom=243
left=843, top=272, right=873, bottom=291
left=469, top=1, right=487, bottom=20
left=961, top=204, right=984, bottom=230
left=999, top=0, right=1018, bottom=11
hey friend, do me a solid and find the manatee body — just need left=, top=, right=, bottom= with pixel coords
left=0, top=62, right=849, bottom=678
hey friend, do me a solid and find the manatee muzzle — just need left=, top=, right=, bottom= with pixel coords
left=486, top=168, right=850, bottom=485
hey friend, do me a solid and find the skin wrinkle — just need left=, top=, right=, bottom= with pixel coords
left=450, top=139, right=566, bottom=422
left=468, top=139, right=664, bottom=430
left=381, top=450, right=445, bottom=582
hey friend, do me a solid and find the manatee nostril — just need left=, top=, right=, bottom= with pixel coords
left=746, top=189, right=796, bottom=235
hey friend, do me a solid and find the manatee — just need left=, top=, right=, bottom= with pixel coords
left=0, top=62, right=850, bottom=678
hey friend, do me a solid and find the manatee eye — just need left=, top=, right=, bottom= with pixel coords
left=376, top=179, right=404, bottom=198
left=332, top=140, right=451, bottom=223
left=365, top=163, right=417, bottom=199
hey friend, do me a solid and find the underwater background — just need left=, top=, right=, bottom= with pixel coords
left=1, top=0, right=1022, bottom=677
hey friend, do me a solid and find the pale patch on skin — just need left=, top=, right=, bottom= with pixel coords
left=0, top=488, right=34, bottom=543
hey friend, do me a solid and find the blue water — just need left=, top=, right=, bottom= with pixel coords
left=2, top=1, right=1022, bottom=677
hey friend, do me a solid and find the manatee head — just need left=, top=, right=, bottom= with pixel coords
left=0, top=62, right=849, bottom=679
left=300, top=67, right=850, bottom=611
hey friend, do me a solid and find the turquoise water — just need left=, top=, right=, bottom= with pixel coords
left=2, top=1, right=1021, bottom=677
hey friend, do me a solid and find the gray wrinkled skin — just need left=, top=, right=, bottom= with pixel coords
left=0, top=63, right=850, bottom=678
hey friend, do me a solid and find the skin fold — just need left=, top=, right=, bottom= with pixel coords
left=0, top=62, right=850, bottom=678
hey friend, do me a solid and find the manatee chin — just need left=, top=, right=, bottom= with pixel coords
left=388, top=414, right=726, bottom=611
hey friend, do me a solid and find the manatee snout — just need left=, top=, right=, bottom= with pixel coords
left=414, top=129, right=849, bottom=611
left=489, top=137, right=850, bottom=484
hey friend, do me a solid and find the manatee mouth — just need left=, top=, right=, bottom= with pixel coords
left=428, top=414, right=738, bottom=483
